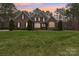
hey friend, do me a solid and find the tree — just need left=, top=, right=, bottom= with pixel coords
left=55, top=8, right=66, bottom=21
left=9, top=20, right=15, bottom=31
left=55, top=8, right=72, bottom=19
left=0, top=3, right=17, bottom=29
left=58, top=20, right=63, bottom=30
left=66, top=3, right=79, bottom=30
left=66, top=3, right=79, bottom=20
left=0, top=3, right=17, bottom=18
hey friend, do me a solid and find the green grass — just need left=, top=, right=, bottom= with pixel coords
left=0, top=30, right=79, bottom=56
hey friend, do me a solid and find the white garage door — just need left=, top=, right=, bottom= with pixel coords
left=34, top=23, right=40, bottom=28
left=49, top=22, right=55, bottom=28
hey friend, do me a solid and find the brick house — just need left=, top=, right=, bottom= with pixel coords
left=14, top=9, right=57, bottom=30
left=14, top=11, right=32, bottom=29
left=0, top=8, right=57, bottom=30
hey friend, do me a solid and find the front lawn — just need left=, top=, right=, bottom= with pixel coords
left=0, top=30, right=79, bottom=55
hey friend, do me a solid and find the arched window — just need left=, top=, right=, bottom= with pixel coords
left=49, top=22, right=55, bottom=27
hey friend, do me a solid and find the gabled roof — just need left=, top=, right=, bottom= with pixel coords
left=23, top=11, right=33, bottom=21
left=15, top=11, right=22, bottom=20
left=41, top=11, right=55, bottom=22
left=14, top=10, right=57, bottom=22
left=33, top=8, right=48, bottom=18
left=15, top=11, right=33, bottom=21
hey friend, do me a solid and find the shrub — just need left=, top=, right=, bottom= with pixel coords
left=27, top=20, right=33, bottom=30
left=58, top=20, right=63, bottom=30
left=9, top=20, right=15, bottom=31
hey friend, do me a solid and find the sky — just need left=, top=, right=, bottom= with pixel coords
left=15, top=3, right=67, bottom=12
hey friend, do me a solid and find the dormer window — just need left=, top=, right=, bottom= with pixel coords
left=22, top=14, right=24, bottom=20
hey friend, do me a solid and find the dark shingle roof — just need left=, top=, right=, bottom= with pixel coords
left=15, top=10, right=57, bottom=22
left=15, top=11, right=33, bottom=21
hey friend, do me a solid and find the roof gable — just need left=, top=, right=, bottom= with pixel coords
left=15, top=11, right=32, bottom=21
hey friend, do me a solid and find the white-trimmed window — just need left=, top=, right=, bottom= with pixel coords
left=43, top=18, right=45, bottom=22
left=38, top=17, right=40, bottom=21
left=18, top=22, right=20, bottom=28
left=42, top=24, right=46, bottom=27
left=35, top=17, right=36, bottom=21
left=34, top=23, right=40, bottom=28
left=49, top=22, right=55, bottom=27
left=26, top=22, right=28, bottom=27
